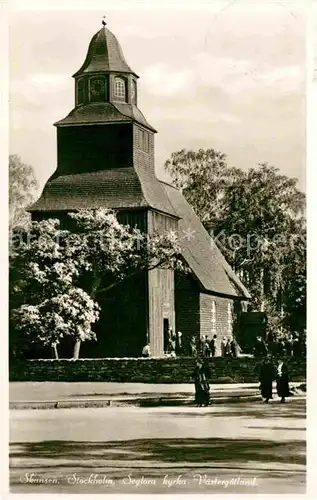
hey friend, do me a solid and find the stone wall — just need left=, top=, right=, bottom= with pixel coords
left=10, top=357, right=306, bottom=384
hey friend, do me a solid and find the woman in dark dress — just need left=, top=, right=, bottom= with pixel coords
left=192, top=359, right=210, bottom=407
left=276, top=359, right=291, bottom=403
left=259, top=355, right=276, bottom=403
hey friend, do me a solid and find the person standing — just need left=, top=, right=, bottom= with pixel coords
left=192, top=359, right=210, bottom=407
left=170, top=333, right=176, bottom=357
left=221, top=337, right=226, bottom=357
left=230, top=337, right=237, bottom=357
left=210, top=334, right=217, bottom=357
left=175, top=331, right=183, bottom=356
left=276, top=338, right=286, bottom=357
left=142, top=343, right=151, bottom=358
left=285, top=336, right=293, bottom=357
left=225, top=338, right=232, bottom=357
left=292, top=335, right=301, bottom=358
left=204, top=336, right=211, bottom=357
left=200, top=336, right=205, bottom=356
left=189, top=336, right=197, bottom=357
left=276, top=358, right=291, bottom=403
left=259, top=355, right=276, bottom=403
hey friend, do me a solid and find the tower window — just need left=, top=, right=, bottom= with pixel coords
left=77, top=78, right=85, bottom=105
left=114, top=77, right=126, bottom=101
left=131, top=80, right=137, bottom=105
left=137, top=129, right=149, bottom=152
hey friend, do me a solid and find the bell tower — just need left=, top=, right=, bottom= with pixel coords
left=72, top=17, right=138, bottom=108
left=30, top=20, right=179, bottom=357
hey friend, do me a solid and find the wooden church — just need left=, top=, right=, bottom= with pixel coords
left=30, top=22, right=250, bottom=358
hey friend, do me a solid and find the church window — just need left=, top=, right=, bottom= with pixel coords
left=211, top=300, right=216, bottom=332
left=77, top=78, right=85, bottom=105
left=131, top=80, right=137, bottom=105
left=114, top=77, right=126, bottom=101
left=227, top=302, right=233, bottom=334
left=89, top=77, right=106, bottom=103
left=143, top=131, right=149, bottom=152
left=137, top=129, right=149, bottom=152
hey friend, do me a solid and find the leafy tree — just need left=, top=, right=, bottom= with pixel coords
left=9, top=155, right=38, bottom=232
left=11, top=289, right=100, bottom=360
left=10, top=209, right=184, bottom=359
left=281, top=224, right=306, bottom=336
left=165, top=149, right=306, bottom=333
left=165, top=148, right=242, bottom=231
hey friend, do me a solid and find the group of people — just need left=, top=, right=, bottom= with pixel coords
left=190, top=334, right=240, bottom=358
left=142, top=328, right=183, bottom=358
left=192, top=354, right=292, bottom=407
left=259, top=355, right=291, bottom=403
left=253, top=334, right=305, bottom=358
left=142, top=331, right=241, bottom=358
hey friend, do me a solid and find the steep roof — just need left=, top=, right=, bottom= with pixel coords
left=161, top=181, right=251, bottom=300
left=73, top=26, right=137, bottom=78
left=54, top=102, right=156, bottom=132
left=30, top=169, right=147, bottom=212
left=29, top=168, right=178, bottom=218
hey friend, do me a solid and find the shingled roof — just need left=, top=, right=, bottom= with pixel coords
left=54, top=102, right=156, bottom=131
left=29, top=167, right=178, bottom=218
left=160, top=181, right=251, bottom=300
left=73, top=26, right=138, bottom=78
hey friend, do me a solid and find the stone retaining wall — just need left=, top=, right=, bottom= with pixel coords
left=10, top=357, right=306, bottom=384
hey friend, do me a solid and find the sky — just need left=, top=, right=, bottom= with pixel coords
left=9, top=1, right=306, bottom=193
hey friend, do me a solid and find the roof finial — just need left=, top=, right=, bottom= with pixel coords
left=102, top=16, right=107, bottom=27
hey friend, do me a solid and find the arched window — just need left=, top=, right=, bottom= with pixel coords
left=131, top=80, right=137, bottom=105
left=77, top=78, right=85, bottom=105
left=114, top=77, right=126, bottom=101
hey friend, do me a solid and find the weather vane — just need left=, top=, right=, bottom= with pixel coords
left=102, top=16, right=107, bottom=26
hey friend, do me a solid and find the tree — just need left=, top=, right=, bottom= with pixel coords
left=10, top=209, right=185, bottom=359
left=165, top=149, right=306, bottom=332
left=9, top=154, right=38, bottom=233
left=10, top=218, right=86, bottom=359
left=165, top=148, right=242, bottom=231
left=281, top=223, right=306, bottom=336
left=11, top=289, right=100, bottom=360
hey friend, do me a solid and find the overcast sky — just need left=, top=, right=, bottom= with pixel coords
left=9, top=2, right=306, bottom=193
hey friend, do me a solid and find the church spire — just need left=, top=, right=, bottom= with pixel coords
left=55, top=22, right=155, bottom=131
left=72, top=23, right=138, bottom=78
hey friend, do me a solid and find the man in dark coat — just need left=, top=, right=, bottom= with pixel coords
left=259, top=355, right=276, bottom=403
left=225, top=338, right=232, bottom=357
left=230, top=337, right=237, bottom=357
left=209, top=334, right=217, bottom=357
left=205, top=337, right=212, bottom=357
left=253, top=336, right=268, bottom=357
left=276, top=359, right=291, bottom=403
left=192, top=359, right=210, bottom=407
left=276, top=339, right=286, bottom=357
left=292, top=335, right=301, bottom=358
